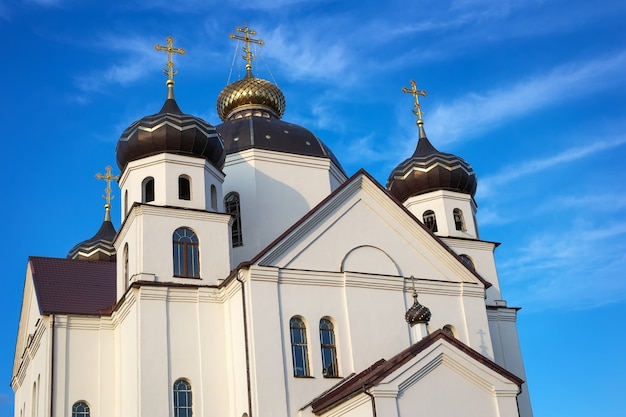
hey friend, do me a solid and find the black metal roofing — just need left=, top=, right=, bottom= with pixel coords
left=67, top=220, right=117, bottom=262
left=116, top=98, right=225, bottom=171
left=216, top=115, right=345, bottom=174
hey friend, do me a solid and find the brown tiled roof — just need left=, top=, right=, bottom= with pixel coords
left=29, top=256, right=116, bottom=315
left=310, top=329, right=523, bottom=415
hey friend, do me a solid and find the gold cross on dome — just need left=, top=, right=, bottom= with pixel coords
left=154, top=36, right=186, bottom=82
left=96, top=166, right=119, bottom=207
left=230, top=23, right=264, bottom=71
left=402, top=80, right=428, bottom=125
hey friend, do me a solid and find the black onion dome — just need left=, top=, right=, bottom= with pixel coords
left=116, top=98, right=225, bottom=171
left=387, top=126, right=477, bottom=202
left=215, top=73, right=344, bottom=174
left=68, top=219, right=117, bottom=262
left=405, top=293, right=432, bottom=325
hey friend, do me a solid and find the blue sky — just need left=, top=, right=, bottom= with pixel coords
left=1, top=0, right=625, bottom=415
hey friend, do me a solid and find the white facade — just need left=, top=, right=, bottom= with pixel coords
left=12, top=85, right=532, bottom=417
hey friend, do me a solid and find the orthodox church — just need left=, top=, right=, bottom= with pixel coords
left=12, top=27, right=533, bottom=417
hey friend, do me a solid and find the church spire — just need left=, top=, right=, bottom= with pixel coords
left=154, top=36, right=186, bottom=100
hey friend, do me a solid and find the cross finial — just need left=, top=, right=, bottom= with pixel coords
left=96, top=166, right=120, bottom=222
left=155, top=36, right=186, bottom=98
left=410, top=275, right=418, bottom=301
left=230, top=23, right=264, bottom=73
left=402, top=80, right=428, bottom=126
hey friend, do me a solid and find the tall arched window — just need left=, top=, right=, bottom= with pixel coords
left=319, top=318, right=339, bottom=377
left=179, top=175, right=191, bottom=200
left=423, top=210, right=438, bottom=232
left=173, top=227, right=200, bottom=278
left=459, top=254, right=475, bottom=270
left=290, top=317, right=310, bottom=377
left=224, top=192, right=243, bottom=247
left=123, top=243, right=129, bottom=284
left=71, top=401, right=90, bottom=417
left=453, top=208, right=466, bottom=231
left=142, top=177, right=155, bottom=203
left=210, top=185, right=217, bottom=211
left=173, top=379, right=193, bottom=417
left=124, top=190, right=128, bottom=215
left=31, top=382, right=36, bottom=417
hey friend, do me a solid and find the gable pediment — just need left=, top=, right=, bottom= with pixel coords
left=255, top=171, right=485, bottom=287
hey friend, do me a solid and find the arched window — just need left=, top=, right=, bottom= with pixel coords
left=173, top=228, right=199, bottom=278
left=71, top=401, right=90, bottom=417
left=443, top=324, right=457, bottom=338
left=290, top=317, right=310, bottom=377
left=173, top=379, right=192, bottom=417
left=124, top=190, right=128, bottom=215
left=31, top=381, right=36, bottom=417
left=320, top=318, right=339, bottom=377
left=142, top=177, right=155, bottom=203
left=210, top=185, right=217, bottom=211
left=179, top=175, right=191, bottom=200
left=453, top=208, right=466, bottom=231
left=123, top=243, right=129, bottom=284
left=423, top=210, right=438, bottom=232
left=459, top=254, right=475, bottom=270
left=225, top=192, right=243, bottom=247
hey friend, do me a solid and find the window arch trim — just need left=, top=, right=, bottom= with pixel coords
left=225, top=192, right=243, bottom=247
left=290, top=316, right=310, bottom=377
left=173, top=378, right=193, bottom=417
left=179, top=175, right=191, bottom=201
left=142, top=177, right=155, bottom=203
left=422, top=210, right=438, bottom=232
left=319, top=317, right=339, bottom=377
left=71, top=401, right=90, bottom=417
left=173, top=227, right=200, bottom=278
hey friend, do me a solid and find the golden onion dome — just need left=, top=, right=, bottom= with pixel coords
left=217, top=72, right=286, bottom=121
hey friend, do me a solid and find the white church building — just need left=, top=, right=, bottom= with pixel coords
left=12, top=29, right=532, bottom=417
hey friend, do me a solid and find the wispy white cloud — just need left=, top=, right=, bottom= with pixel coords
left=500, top=220, right=626, bottom=310
left=479, top=136, right=626, bottom=197
left=427, top=52, right=626, bottom=144
left=260, top=25, right=349, bottom=83
left=73, top=34, right=161, bottom=96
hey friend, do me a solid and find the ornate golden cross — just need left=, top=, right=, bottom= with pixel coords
left=96, top=166, right=120, bottom=207
left=154, top=36, right=186, bottom=81
left=402, top=80, right=428, bottom=124
left=230, top=23, right=264, bottom=72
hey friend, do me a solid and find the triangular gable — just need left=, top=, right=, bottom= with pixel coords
left=311, top=330, right=522, bottom=416
left=12, top=263, right=41, bottom=381
left=250, top=170, right=489, bottom=287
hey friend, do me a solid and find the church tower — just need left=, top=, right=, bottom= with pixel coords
left=114, top=37, right=232, bottom=296
left=215, top=25, right=347, bottom=265
left=387, top=81, right=532, bottom=417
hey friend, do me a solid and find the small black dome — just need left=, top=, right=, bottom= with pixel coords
left=68, top=219, right=117, bottom=262
left=387, top=126, right=477, bottom=202
left=116, top=98, right=225, bottom=171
